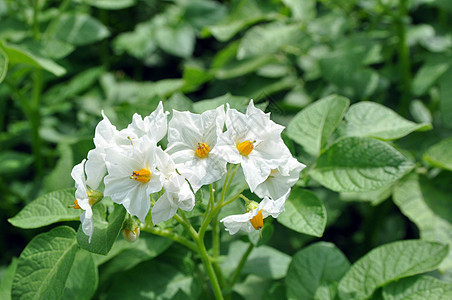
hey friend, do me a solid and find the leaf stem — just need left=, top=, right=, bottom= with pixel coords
left=141, top=225, right=198, bottom=253
left=229, top=243, right=254, bottom=288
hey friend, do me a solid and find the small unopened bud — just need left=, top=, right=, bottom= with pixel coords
left=123, top=227, right=140, bottom=242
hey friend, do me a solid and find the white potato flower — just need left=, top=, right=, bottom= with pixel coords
left=254, top=156, right=305, bottom=199
left=103, top=136, right=163, bottom=223
left=166, top=106, right=227, bottom=192
left=151, top=148, right=195, bottom=224
left=220, top=192, right=288, bottom=235
left=85, top=102, right=168, bottom=189
left=212, top=100, right=292, bottom=191
left=71, top=159, right=95, bottom=243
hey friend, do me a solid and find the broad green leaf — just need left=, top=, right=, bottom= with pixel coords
left=423, top=137, right=452, bottom=171
left=63, top=250, right=98, bottom=300
left=393, top=174, right=452, bottom=271
left=106, top=260, right=201, bottom=299
left=439, top=66, right=452, bottom=128
left=0, top=47, right=7, bottom=83
left=234, top=275, right=272, bottom=300
left=8, top=188, right=80, bottom=229
left=0, top=42, right=65, bottom=76
left=282, top=0, right=316, bottom=21
left=0, top=258, right=18, bottom=300
left=214, top=54, right=276, bottom=80
left=184, top=0, right=227, bottom=31
left=340, top=102, right=432, bottom=140
left=0, top=151, right=33, bottom=176
left=53, top=13, right=110, bottom=46
left=237, top=23, right=301, bottom=59
left=77, top=203, right=127, bottom=255
left=311, top=137, right=414, bottom=192
left=383, top=275, right=452, bottom=300
left=84, top=0, right=136, bottom=9
left=98, top=233, right=172, bottom=284
left=222, top=240, right=291, bottom=280
left=12, top=226, right=78, bottom=300
left=277, top=189, right=326, bottom=237
left=412, top=58, right=450, bottom=96
left=155, top=24, right=195, bottom=58
left=337, top=240, right=448, bottom=300
left=340, top=183, right=393, bottom=206
left=287, top=94, right=350, bottom=156
left=286, top=242, right=350, bottom=300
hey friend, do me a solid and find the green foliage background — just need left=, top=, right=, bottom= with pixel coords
left=1, top=0, right=452, bottom=299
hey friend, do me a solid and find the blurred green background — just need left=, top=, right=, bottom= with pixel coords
left=1, top=0, right=452, bottom=291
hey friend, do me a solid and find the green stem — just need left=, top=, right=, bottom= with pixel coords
left=142, top=225, right=198, bottom=253
left=32, top=0, right=40, bottom=39
left=229, top=243, right=254, bottom=288
left=396, top=0, right=412, bottom=115
left=31, top=70, right=44, bottom=176
left=196, top=236, right=224, bottom=300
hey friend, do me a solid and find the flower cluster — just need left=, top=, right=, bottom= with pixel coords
left=71, top=100, right=305, bottom=242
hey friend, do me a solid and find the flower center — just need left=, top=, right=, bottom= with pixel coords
left=250, top=210, right=263, bottom=230
left=73, top=199, right=81, bottom=209
left=237, top=140, right=254, bottom=156
left=130, top=168, right=151, bottom=183
left=196, top=142, right=210, bottom=158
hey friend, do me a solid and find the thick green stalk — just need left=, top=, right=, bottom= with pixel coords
left=196, top=236, right=224, bottom=300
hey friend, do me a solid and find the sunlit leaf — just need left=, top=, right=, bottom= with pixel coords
left=277, top=189, right=326, bottom=237
left=0, top=258, right=18, bottom=300
left=12, top=226, right=78, bottom=300
left=383, top=275, right=452, bottom=300
left=8, top=189, right=80, bottom=229
left=338, top=240, right=448, bottom=300
left=53, top=13, right=110, bottom=46
left=287, top=94, right=350, bottom=156
left=423, top=137, right=452, bottom=171
left=63, top=250, right=98, bottom=300
left=0, top=47, right=7, bottom=83
left=286, top=242, right=350, bottom=300
left=84, top=0, right=136, bottom=10
left=311, top=137, right=414, bottom=192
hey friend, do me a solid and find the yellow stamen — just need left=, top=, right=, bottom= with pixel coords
left=196, top=142, right=210, bottom=158
left=130, top=168, right=151, bottom=183
left=250, top=210, right=263, bottom=231
left=237, top=140, right=254, bottom=156
left=73, top=199, right=81, bottom=209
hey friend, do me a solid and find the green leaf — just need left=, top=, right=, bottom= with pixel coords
left=340, top=183, right=393, bottom=206
left=53, top=13, right=110, bottom=46
left=287, top=94, right=350, bottom=156
left=409, top=100, right=432, bottom=124
left=98, top=233, right=172, bottom=284
left=393, top=173, right=452, bottom=271
left=412, top=58, right=450, bottom=96
left=340, top=102, right=432, bottom=140
left=8, top=188, right=80, bottom=229
left=106, top=260, right=201, bottom=299
left=282, top=0, right=316, bottom=21
left=277, top=189, right=326, bottom=237
left=12, top=226, right=78, bottom=300
left=0, top=258, right=18, bottom=300
left=155, top=23, right=195, bottom=58
left=383, top=275, right=452, bottom=300
left=77, top=203, right=127, bottom=255
left=222, top=240, right=291, bottom=280
left=423, top=137, right=452, bottom=171
left=0, top=42, right=65, bottom=76
left=0, top=151, right=33, bottom=176
left=84, top=0, right=136, bottom=10
left=0, top=47, right=7, bottom=83
left=440, top=66, right=452, bottom=128
left=286, top=242, right=350, bottom=300
left=311, top=137, right=414, bottom=192
left=337, top=240, right=449, bottom=300
left=63, top=250, right=98, bottom=300
left=237, top=23, right=300, bottom=59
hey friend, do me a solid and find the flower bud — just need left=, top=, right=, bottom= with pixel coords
left=123, top=227, right=140, bottom=242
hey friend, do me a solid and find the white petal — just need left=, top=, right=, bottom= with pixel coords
left=220, top=212, right=255, bottom=235
left=241, top=156, right=272, bottom=192
left=259, top=192, right=288, bottom=219
left=152, top=192, right=178, bottom=224
left=85, top=149, right=106, bottom=189
left=71, top=159, right=88, bottom=200
left=80, top=209, right=94, bottom=243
